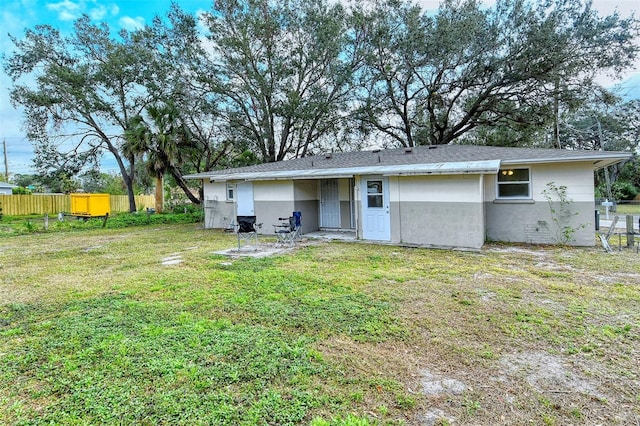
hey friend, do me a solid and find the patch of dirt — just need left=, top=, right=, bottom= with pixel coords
left=419, top=369, right=467, bottom=396
left=472, top=272, right=494, bottom=281
left=416, top=408, right=455, bottom=426
left=415, top=369, right=468, bottom=425
left=497, top=351, right=606, bottom=400
left=475, top=287, right=497, bottom=303
left=596, top=272, right=640, bottom=284
left=487, top=246, right=550, bottom=257
left=533, top=261, right=576, bottom=272
left=212, top=242, right=302, bottom=258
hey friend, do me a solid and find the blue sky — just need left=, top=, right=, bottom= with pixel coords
left=0, top=0, right=638, bottom=177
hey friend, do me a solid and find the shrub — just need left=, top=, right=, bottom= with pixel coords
left=105, top=211, right=203, bottom=228
left=611, top=181, right=638, bottom=201
left=12, top=186, right=32, bottom=195
left=167, top=203, right=203, bottom=215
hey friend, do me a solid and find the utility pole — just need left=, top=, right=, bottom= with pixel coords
left=596, top=118, right=614, bottom=202
left=2, top=139, right=8, bottom=182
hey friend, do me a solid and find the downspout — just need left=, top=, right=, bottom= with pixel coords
left=480, top=174, right=486, bottom=246
left=354, top=178, right=360, bottom=240
left=397, top=176, right=403, bottom=243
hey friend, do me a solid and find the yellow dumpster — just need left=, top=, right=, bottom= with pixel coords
left=70, top=193, right=111, bottom=217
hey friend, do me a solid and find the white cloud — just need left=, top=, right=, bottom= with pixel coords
left=46, top=0, right=81, bottom=21
left=58, top=10, right=76, bottom=21
left=118, top=15, right=145, bottom=31
left=46, top=0, right=122, bottom=23
left=89, top=5, right=107, bottom=20
left=90, top=2, right=120, bottom=19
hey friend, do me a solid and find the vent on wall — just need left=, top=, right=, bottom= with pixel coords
left=325, top=152, right=333, bottom=159
left=404, top=147, right=413, bottom=153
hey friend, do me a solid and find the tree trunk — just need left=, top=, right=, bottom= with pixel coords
left=124, top=174, right=137, bottom=213
left=155, top=175, right=163, bottom=213
left=169, top=165, right=201, bottom=204
left=104, top=139, right=137, bottom=213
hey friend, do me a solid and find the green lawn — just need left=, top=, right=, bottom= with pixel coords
left=1, top=224, right=639, bottom=425
left=612, top=203, right=640, bottom=215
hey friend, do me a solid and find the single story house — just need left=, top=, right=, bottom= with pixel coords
left=0, top=182, right=17, bottom=195
left=185, top=145, right=630, bottom=249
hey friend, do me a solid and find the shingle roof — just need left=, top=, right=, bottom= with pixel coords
left=184, top=145, right=631, bottom=181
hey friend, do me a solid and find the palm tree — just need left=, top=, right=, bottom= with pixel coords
left=124, top=102, right=200, bottom=213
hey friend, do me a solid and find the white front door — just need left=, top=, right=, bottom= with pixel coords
left=320, top=179, right=340, bottom=228
left=361, top=176, right=390, bottom=241
left=236, top=182, right=254, bottom=216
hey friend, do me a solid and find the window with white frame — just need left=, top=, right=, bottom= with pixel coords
left=226, top=183, right=235, bottom=201
left=497, top=168, right=531, bottom=198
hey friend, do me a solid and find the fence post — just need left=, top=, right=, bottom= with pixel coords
left=626, top=215, right=635, bottom=248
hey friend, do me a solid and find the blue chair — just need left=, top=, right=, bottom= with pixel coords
left=292, top=211, right=302, bottom=240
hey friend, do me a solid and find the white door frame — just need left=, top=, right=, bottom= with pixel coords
left=361, top=176, right=390, bottom=241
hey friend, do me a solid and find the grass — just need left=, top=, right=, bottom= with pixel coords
left=611, top=203, right=640, bottom=215
left=1, top=224, right=639, bottom=424
left=0, top=209, right=204, bottom=236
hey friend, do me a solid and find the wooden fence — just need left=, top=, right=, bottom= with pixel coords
left=0, top=194, right=155, bottom=216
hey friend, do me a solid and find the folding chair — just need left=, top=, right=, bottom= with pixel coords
left=274, top=216, right=297, bottom=247
left=273, top=212, right=302, bottom=247
left=236, top=215, right=259, bottom=251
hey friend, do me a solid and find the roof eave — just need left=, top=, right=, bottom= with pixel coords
left=502, top=152, right=632, bottom=169
left=203, top=160, right=501, bottom=182
left=184, top=151, right=632, bottom=182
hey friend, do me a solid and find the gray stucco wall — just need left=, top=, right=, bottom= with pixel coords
left=293, top=180, right=320, bottom=234
left=255, top=200, right=295, bottom=234
left=397, top=201, right=485, bottom=249
left=293, top=200, right=320, bottom=234
left=248, top=199, right=319, bottom=234
left=340, top=201, right=353, bottom=229
left=485, top=201, right=595, bottom=246
left=204, top=199, right=235, bottom=229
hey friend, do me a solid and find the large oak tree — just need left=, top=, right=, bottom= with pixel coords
left=5, top=17, right=153, bottom=211
left=354, top=0, right=639, bottom=147
left=201, top=0, right=363, bottom=162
